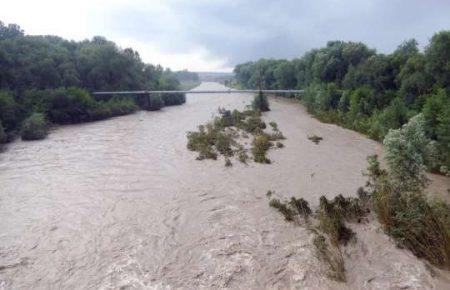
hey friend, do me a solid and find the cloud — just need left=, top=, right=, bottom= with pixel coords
left=1, top=0, right=450, bottom=71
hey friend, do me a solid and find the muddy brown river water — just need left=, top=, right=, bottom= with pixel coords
left=0, top=82, right=449, bottom=289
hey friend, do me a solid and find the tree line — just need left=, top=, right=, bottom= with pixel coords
left=0, top=21, right=185, bottom=143
left=232, top=31, right=450, bottom=174
left=174, top=69, right=201, bottom=90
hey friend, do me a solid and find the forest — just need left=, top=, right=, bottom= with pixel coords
left=0, top=21, right=185, bottom=142
left=232, top=31, right=450, bottom=174
left=174, top=69, right=201, bottom=90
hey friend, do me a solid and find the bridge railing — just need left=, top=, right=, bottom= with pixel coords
left=92, top=89, right=304, bottom=95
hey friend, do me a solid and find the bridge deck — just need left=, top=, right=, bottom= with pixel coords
left=92, top=89, right=304, bottom=95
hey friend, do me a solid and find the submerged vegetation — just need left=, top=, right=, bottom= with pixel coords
left=187, top=106, right=284, bottom=165
left=268, top=116, right=450, bottom=280
left=233, top=30, right=450, bottom=174
left=0, top=21, right=186, bottom=145
left=308, top=135, right=323, bottom=144
left=268, top=191, right=368, bottom=282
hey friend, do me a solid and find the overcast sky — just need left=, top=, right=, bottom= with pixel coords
left=1, top=0, right=450, bottom=72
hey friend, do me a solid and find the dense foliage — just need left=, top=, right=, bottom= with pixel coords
left=21, top=112, right=48, bottom=140
left=0, top=21, right=184, bottom=142
left=233, top=31, right=450, bottom=173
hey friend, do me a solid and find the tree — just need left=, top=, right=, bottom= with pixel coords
left=397, top=54, right=433, bottom=106
left=425, top=31, right=450, bottom=88
left=383, top=114, right=433, bottom=192
left=274, top=61, right=296, bottom=89
left=0, top=21, right=23, bottom=40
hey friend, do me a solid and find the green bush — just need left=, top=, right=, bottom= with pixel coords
left=88, top=103, right=112, bottom=121
left=147, top=95, right=165, bottom=111
left=252, top=91, right=270, bottom=112
left=0, top=90, right=20, bottom=132
left=0, top=121, right=6, bottom=143
left=366, top=155, right=450, bottom=269
left=162, top=93, right=186, bottom=106
left=21, top=112, right=48, bottom=140
left=46, top=88, right=96, bottom=124
left=106, top=96, right=138, bottom=116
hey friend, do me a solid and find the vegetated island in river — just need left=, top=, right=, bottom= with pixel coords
left=187, top=92, right=285, bottom=166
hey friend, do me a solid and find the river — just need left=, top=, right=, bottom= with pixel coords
left=1, top=82, right=449, bottom=289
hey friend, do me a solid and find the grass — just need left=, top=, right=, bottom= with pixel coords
left=187, top=107, right=285, bottom=165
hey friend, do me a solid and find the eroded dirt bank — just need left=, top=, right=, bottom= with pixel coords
left=0, top=82, right=449, bottom=289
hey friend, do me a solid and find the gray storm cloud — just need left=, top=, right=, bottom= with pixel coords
left=106, top=0, right=450, bottom=67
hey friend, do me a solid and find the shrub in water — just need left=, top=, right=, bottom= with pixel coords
left=147, top=95, right=165, bottom=111
left=252, top=91, right=270, bottom=112
left=289, top=197, right=312, bottom=218
left=252, top=134, right=272, bottom=163
left=239, top=114, right=266, bottom=134
left=313, top=234, right=346, bottom=282
left=269, top=196, right=312, bottom=222
left=225, top=158, right=232, bottom=167
left=269, top=198, right=296, bottom=221
left=21, top=113, right=48, bottom=141
left=308, top=135, right=323, bottom=144
left=318, top=196, right=355, bottom=246
left=215, top=132, right=234, bottom=156
left=162, top=93, right=186, bottom=106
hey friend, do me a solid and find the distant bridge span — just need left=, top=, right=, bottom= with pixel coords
left=92, top=89, right=304, bottom=95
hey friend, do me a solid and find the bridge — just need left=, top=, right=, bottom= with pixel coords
left=92, top=89, right=304, bottom=95
left=91, top=89, right=304, bottom=109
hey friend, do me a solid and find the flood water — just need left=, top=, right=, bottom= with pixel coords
left=1, top=82, right=449, bottom=289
